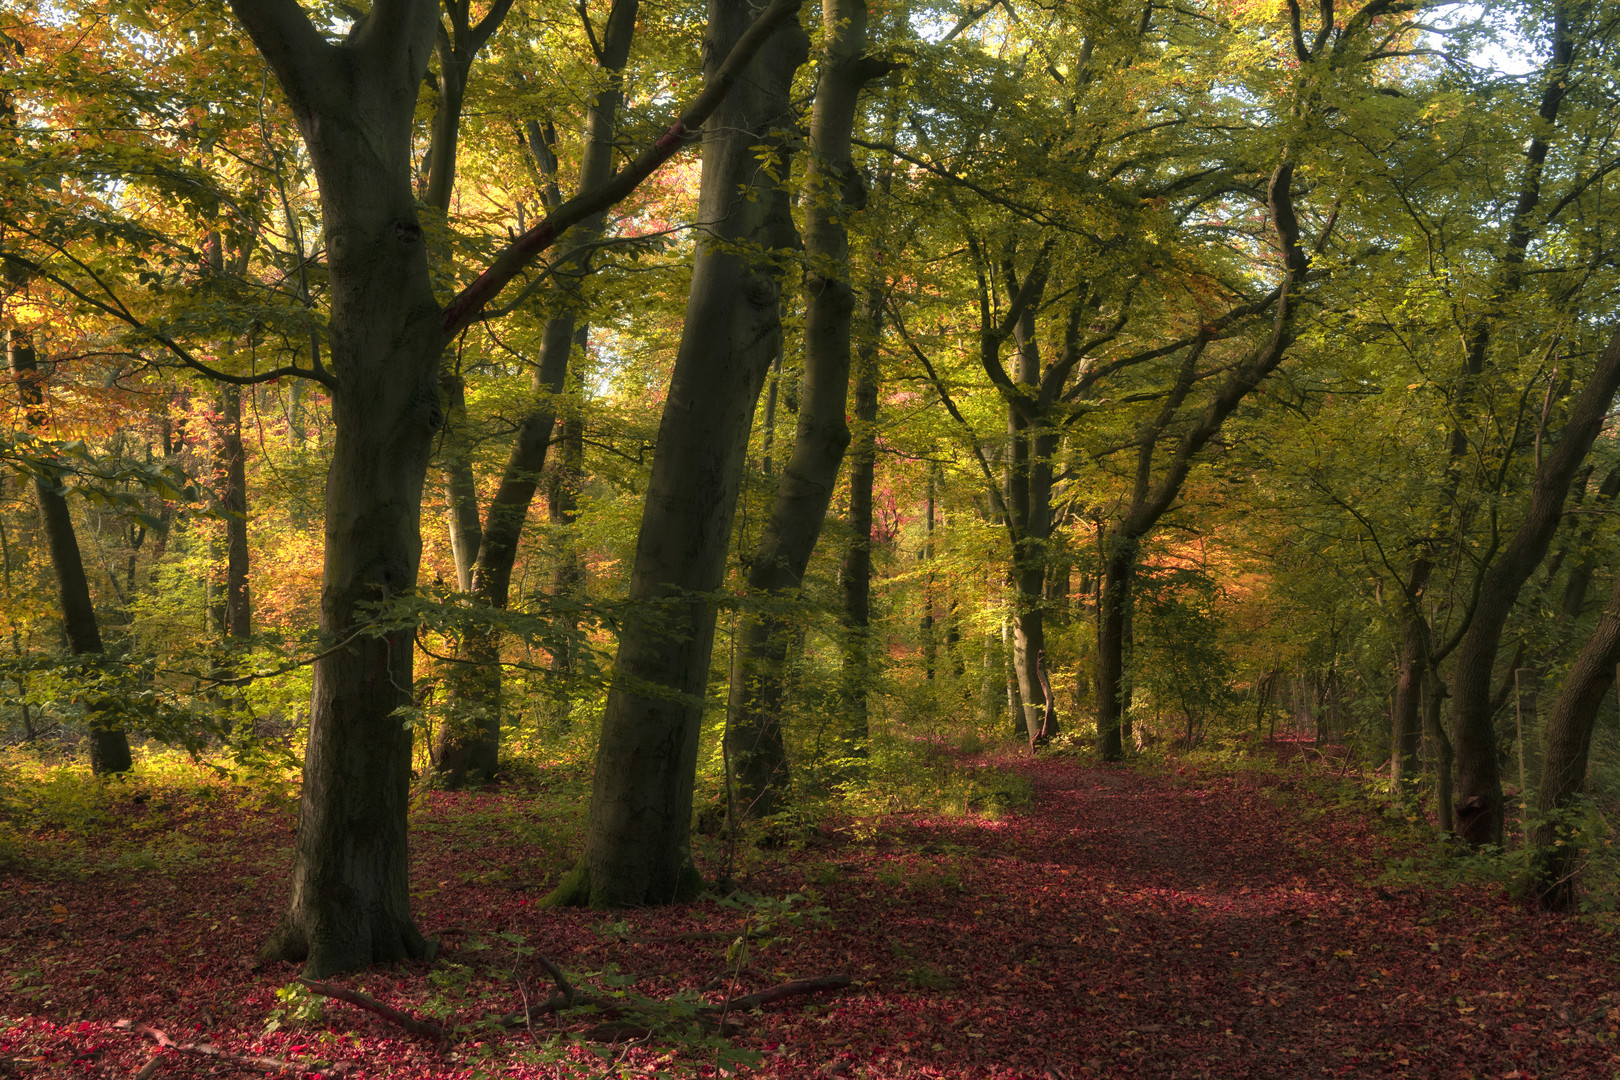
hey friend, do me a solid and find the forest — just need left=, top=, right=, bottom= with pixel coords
left=2, top=0, right=1619, bottom=1073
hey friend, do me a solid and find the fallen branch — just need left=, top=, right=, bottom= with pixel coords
left=116, top=1021, right=331, bottom=1076
left=705, top=974, right=852, bottom=1014
left=296, top=978, right=448, bottom=1040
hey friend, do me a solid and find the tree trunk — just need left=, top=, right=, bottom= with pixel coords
left=548, top=367, right=586, bottom=680
left=1451, top=330, right=1620, bottom=847
left=234, top=0, right=448, bottom=975
left=1096, top=542, right=1132, bottom=760
left=1389, top=556, right=1433, bottom=787
left=837, top=280, right=882, bottom=753
left=725, top=0, right=884, bottom=815
left=7, top=330, right=130, bottom=774
left=546, top=0, right=808, bottom=907
left=219, top=385, right=251, bottom=639
left=1533, top=571, right=1620, bottom=910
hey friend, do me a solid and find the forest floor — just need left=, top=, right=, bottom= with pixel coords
left=2, top=745, right=1619, bottom=1079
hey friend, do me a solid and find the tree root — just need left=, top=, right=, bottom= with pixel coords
left=297, top=959, right=851, bottom=1045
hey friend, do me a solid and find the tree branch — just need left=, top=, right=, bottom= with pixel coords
left=440, top=0, right=804, bottom=336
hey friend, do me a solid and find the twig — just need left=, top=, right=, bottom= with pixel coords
left=295, top=978, right=448, bottom=1039
left=115, top=1021, right=324, bottom=1075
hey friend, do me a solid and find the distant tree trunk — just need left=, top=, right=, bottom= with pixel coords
left=1389, top=558, right=1432, bottom=787
left=920, top=467, right=937, bottom=680
left=437, top=0, right=638, bottom=785
left=1094, top=163, right=1305, bottom=761
left=1424, top=671, right=1453, bottom=834
left=1096, top=541, right=1132, bottom=760
left=546, top=0, right=808, bottom=906
left=7, top=330, right=131, bottom=775
left=838, top=280, right=883, bottom=754
left=1533, top=571, right=1620, bottom=910
left=1451, top=330, right=1620, bottom=847
left=441, top=372, right=482, bottom=591
left=219, top=385, right=251, bottom=640
left=547, top=362, right=586, bottom=679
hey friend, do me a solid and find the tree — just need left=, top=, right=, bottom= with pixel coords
left=547, top=0, right=810, bottom=906
left=724, top=0, right=894, bottom=817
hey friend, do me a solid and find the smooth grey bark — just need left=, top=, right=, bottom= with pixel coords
left=436, top=0, right=637, bottom=785
left=545, top=0, right=809, bottom=907
left=547, top=348, right=587, bottom=682
left=724, top=0, right=890, bottom=816
left=1533, top=568, right=1620, bottom=909
left=1450, top=329, right=1620, bottom=847
left=1097, top=163, right=1307, bottom=761
left=7, top=330, right=131, bottom=775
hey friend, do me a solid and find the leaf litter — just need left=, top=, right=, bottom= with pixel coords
left=1, top=752, right=1616, bottom=1078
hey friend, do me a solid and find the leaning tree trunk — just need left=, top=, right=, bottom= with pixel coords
left=545, top=0, right=808, bottom=907
left=7, top=330, right=131, bottom=774
left=1533, top=569, right=1620, bottom=910
left=1450, top=330, right=1620, bottom=848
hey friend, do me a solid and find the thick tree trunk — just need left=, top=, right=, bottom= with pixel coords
left=546, top=0, right=808, bottom=907
left=1450, top=330, right=1620, bottom=847
left=1533, top=571, right=1620, bottom=910
left=234, top=0, right=448, bottom=975
left=7, top=330, right=130, bottom=774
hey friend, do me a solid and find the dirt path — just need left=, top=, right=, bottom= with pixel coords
left=749, top=757, right=1620, bottom=1079
left=2, top=755, right=1617, bottom=1078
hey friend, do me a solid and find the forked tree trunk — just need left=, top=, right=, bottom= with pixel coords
left=546, top=0, right=809, bottom=907
left=1450, top=330, right=1620, bottom=847
left=232, top=0, right=449, bottom=975
left=7, top=330, right=131, bottom=774
left=1533, top=570, right=1620, bottom=910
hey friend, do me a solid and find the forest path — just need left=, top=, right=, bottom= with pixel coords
left=747, top=754, right=1620, bottom=1079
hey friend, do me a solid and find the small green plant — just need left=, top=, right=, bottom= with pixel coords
left=903, top=961, right=956, bottom=991
left=263, top=981, right=325, bottom=1034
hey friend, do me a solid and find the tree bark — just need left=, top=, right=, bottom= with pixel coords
left=546, top=0, right=808, bottom=906
left=219, top=385, right=251, bottom=640
left=7, top=330, right=131, bottom=774
left=837, top=280, right=883, bottom=753
left=1450, top=329, right=1620, bottom=847
left=1390, top=558, right=1432, bottom=786
left=724, top=0, right=886, bottom=815
left=1533, top=569, right=1620, bottom=910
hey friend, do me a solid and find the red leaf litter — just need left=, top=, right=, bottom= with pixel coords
left=3, top=754, right=1618, bottom=1078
